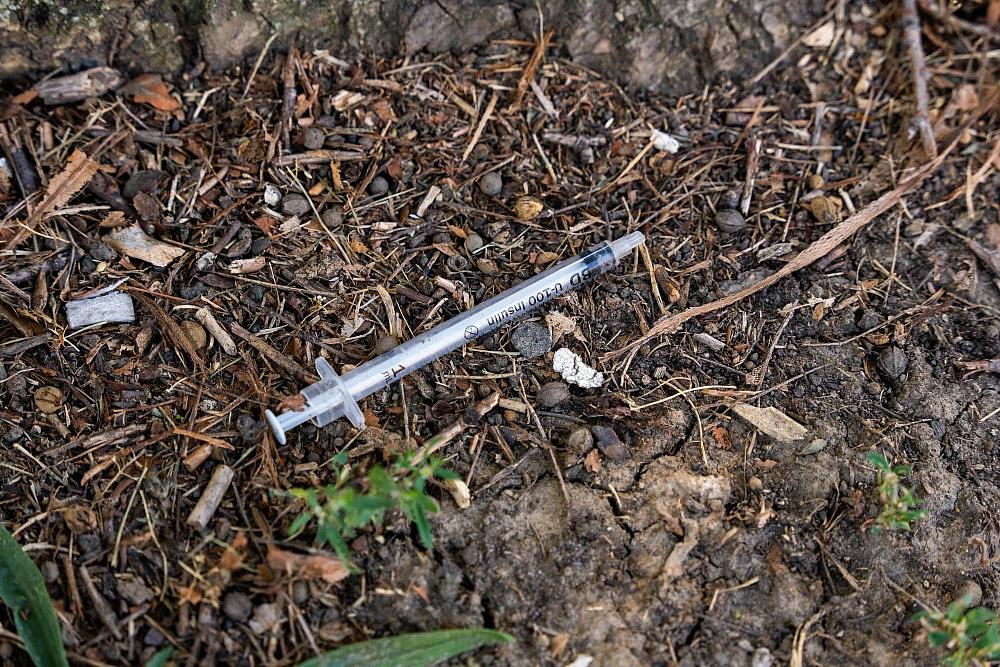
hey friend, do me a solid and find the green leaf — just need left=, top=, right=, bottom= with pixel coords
left=289, top=512, right=313, bottom=538
left=0, top=524, right=68, bottom=667
left=866, top=451, right=890, bottom=470
left=296, top=628, right=513, bottom=667
left=144, top=646, right=175, bottom=667
left=928, top=630, right=952, bottom=647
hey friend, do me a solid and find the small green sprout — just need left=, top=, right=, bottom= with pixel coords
left=916, top=595, right=1000, bottom=667
left=867, top=451, right=927, bottom=531
left=285, top=451, right=457, bottom=567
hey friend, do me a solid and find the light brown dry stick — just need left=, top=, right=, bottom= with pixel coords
left=606, top=97, right=996, bottom=360
left=186, top=464, right=235, bottom=530
left=901, top=0, right=937, bottom=157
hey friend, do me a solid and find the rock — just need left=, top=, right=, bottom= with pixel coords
left=536, top=382, right=570, bottom=408
left=78, top=533, right=102, bottom=559
left=248, top=602, right=284, bottom=634
left=446, top=254, right=469, bottom=272
left=222, top=591, right=252, bottom=623
left=41, top=561, right=60, bottom=584
left=714, top=208, right=745, bottom=233
left=122, top=170, right=166, bottom=199
left=116, top=574, right=154, bottom=606
left=478, top=172, right=503, bottom=196
left=751, top=647, right=774, bottom=667
left=511, top=321, right=552, bottom=359
left=292, top=581, right=309, bottom=605
left=877, top=346, right=908, bottom=380
left=87, top=241, right=117, bottom=262
left=368, top=176, right=389, bottom=196
left=144, top=628, right=165, bottom=647
left=263, top=184, right=281, bottom=206
left=282, top=194, right=310, bottom=216
left=321, top=208, right=343, bottom=227
left=235, top=413, right=258, bottom=443
left=201, top=2, right=262, bottom=69
left=953, top=580, right=983, bottom=607
left=303, top=126, right=325, bottom=149
left=464, top=233, right=484, bottom=253
left=2, top=2, right=810, bottom=97
left=567, top=427, right=594, bottom=451
left=404, top=0, right=516, bottom=53
left=591, top=426, right=628, bottom=461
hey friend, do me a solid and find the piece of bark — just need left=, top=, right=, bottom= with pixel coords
left=78, top=564, right=123, bottom=640
left=35, top=67, right=123, bottom=105
left=0, top=334, right=49, bottom=358
left=65, top=292, right=135, bottom=329
left=104, top=224, right=184, bottom=267
left=195, top=307, right=238, bottom=355
left=186, top=464, right=235, bottom=530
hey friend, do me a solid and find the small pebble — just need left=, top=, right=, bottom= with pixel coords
left=720, top=189, right=740, bottom=209
left=470, top=143, right=490, bottom=161
left=303, top=126, right=325, bottom=150
left=222, top=591, right=253, bottom=623
left=536, top=381, right=570, bottom=408
left=591, top=425, right=628, bottom=462
left=748, top=476, right=763, bottom=492
left=479, top=172, right=503, bottom=196
left=368, top=176, right=389, bottom=196
left=568, top=427, right=594, bottom=451
left=144, top=628, right=165, bottom=647
left=87, top=241, right=117, bottom=262
left=263, top=184, right=281, bottom=206
left=282, top=194, right=310, bottom=216
left=321, top=208, right=343, bottom=227
left=464, top=233, right=484, bottom=253
left=236, top=413, right=258, bottom=443
left=292, top=581, right=309, bottom=605
left=446, top=255, right=469, bottom=272
left=374, top=334, right=399, bottom=355
left=41, top=561, right=60, bottom=584
left=511, top=321, right=552, bottom=359
left=78, top=533, right=102, bottom=558
left=122, top=170, right=166, bottom=199
left=954, top=580, right=983, bottom=607
left=714, top=208, right=746, bottom=233
left=877, top=346, right=908, bottom=379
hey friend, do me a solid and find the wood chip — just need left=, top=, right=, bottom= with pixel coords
left=195, top=307, right=237, bottom=355
left=34, top=67, right=123, bottom=105
left=104, top=224, right=185, bottom=267
left=266, top=546, right=349, bottom=583
left=732, top=403, right=808, bottom=442
left=65, top=291, right=135, bottom=329
left=186, top=464, right=235, bottom=531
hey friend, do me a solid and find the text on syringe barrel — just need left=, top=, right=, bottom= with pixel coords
left=338, top=241, right=616, bottom=401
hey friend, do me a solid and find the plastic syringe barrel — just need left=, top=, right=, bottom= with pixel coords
left=266, top=232, right=644, bottom=443
left=340, top=232, right=644, bottom=401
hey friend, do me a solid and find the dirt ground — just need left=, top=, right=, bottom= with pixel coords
left=1, top=2, right=999, bottom=666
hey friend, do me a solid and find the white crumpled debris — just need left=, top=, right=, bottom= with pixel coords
left=650, top=129, right=680, bottom=154
left=552, top=348, right=604, bottom=388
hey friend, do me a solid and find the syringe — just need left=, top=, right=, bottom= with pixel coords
left=265, top=231, right=645, bottom=444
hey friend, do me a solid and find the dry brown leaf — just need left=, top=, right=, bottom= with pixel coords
left=583, top=448, right=601, bottom=474
left=104, top=224, right=185, bottom=267
left=545, top=311, right=585, bottom=343
left=4, top=148, right=98, bottom=249
left=266, top=546, right=349, bottom=584
left=125, top=74, right=181, bottom=111
left=278, top=394, right=307, bottom=412
left=711, top=425, right=732, bottom=450
left=98, top=210, right=128, bottom=229
left=732, top=404, right=808, bottom=442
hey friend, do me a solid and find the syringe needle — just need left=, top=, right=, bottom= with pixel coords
left=266, top=232, right=645, bottom=444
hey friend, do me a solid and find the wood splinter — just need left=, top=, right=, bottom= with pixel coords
left=186, top=464, right=235, bottom=531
